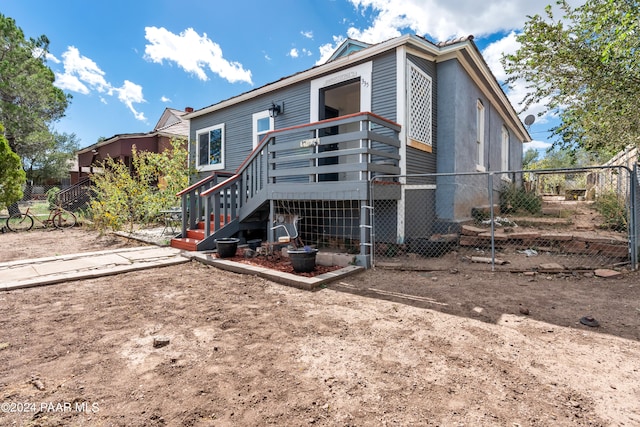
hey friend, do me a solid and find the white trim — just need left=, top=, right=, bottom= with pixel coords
left=396, top=47, right=407, bottom=243
left=252, top=110, right=273, bottom=149
left=310, top=61, right=372, bottom=122
left=407, top=60, right=433, bottom=148
left=196, top=123, right=225, bottom=172
left=405, top=184, right=437, bottom=190
left=476, top=100, right=485, bottom=172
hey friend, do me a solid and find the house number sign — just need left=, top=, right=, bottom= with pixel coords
left=300, top=138, right=319, bottom=147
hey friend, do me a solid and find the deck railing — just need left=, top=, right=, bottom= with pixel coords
left=181, top=112, right=401, bottom=243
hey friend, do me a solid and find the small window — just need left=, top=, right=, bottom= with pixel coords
left=252, top=111, right=273, bottom=149
left=476, top=100, right=485, bottom=172
left=196, top=124, right=225, bottom=171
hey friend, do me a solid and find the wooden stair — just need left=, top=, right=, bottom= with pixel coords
left=170, top=214, right=233, bottom=251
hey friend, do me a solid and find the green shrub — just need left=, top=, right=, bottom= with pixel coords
left=594, top=192, right=627, bottom=232
left=499, top=183, right=542, bottom=215
left=46, top=187, right=60, bottom=209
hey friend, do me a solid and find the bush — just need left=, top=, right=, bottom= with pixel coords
left=90, top=138, right=190, bottom=233
left=594, top=192, right=627, bottom=232
left=46, top=187, right=60, bottom=210
left=499, top=183, right=542, bottom=215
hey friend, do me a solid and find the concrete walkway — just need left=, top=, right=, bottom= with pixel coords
left=0, top=246, right=189, bottom=291
left=0, top=227, right=365, bottom=292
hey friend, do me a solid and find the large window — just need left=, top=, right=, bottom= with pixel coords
left=252, top=111, right=273, bottom=149
left=196, top=124, right=225, bottom=171
left=476, top=100, right=485, bottom=171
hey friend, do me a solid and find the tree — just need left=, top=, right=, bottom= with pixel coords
left=22, top=131, right=80, bottom=182
left=502, top=0, right=640, bottom=154
left=90, top=139, right=190, bottom=233
left=0, top=124, right=26, bottom=210
left=0, top=14, right=70, bottom=159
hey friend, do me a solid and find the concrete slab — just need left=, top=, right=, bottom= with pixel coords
left=32, top=254, right=131, bottom=276
left=120, top=247, right=183, bottom=261
left=1, top=265, right=39, bottom=281
left=0, top=256, right=189, bottom=291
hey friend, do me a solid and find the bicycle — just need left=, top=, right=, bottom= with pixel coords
left=5, top=206, right=77, bottom=232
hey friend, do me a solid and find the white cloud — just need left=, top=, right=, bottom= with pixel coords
left=316, top=35, right=346, bottom=65
left=289, top=48, right=299, bottom=58
left=301, top=30, right=314, bottom=39
left=53, top=46, right=146, bottom=121
left=525, top=139, right=552, bottom=151
left=161, top=96, right=171, bottom=103
left=45, top=52, right=60, bottom=64
left=481, top=32, right=555, bottom=123
left=57, top=47, right=110, bottom=93
left=144, top=27, right=252, bottom=85
left=345, top=0, right=587, bottom=43
left=111, top=80, right=146, bottom=121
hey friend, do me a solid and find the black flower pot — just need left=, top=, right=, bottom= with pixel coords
left=216, top=238, right=239, bottom=258
left=288, top=248, right=318, bottom=273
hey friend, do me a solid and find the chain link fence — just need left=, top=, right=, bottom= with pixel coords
left=370, top=166, right=638, bottom=272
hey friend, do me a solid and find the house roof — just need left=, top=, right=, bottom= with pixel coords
left=185, top=34, right=531, bottom=143
left=76, top=107, right=189, bottom=155
left=326, top=38, right=372, bottom=62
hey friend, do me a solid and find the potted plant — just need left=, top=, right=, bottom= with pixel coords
left=287, top=246, right=318, bottom=273
left=215, top=237, right=240, bottom=258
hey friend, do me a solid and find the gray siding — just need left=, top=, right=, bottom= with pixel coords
left=371, top=52, right=396, bottom=121
left=435, top=58, right=525, bottom=221
left=190, top=82, right=310, bottom=180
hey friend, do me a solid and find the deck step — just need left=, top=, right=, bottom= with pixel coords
left=170, top=237, right=200, bottom=251
left=187, top=229, right=205, bottom=240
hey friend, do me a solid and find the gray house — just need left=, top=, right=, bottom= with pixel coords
left=171, top=34, right=530, bottom=267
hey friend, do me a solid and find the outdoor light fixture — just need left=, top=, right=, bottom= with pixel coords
left=269, top=101, right=283, bottom=118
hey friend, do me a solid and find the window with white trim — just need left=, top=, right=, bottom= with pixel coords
left=476, top=100, right=485, bottom=171
left=196, top=123, right=225, bottom=171
left=252, top=111, right=273, bottom=149
left=501, top=126, right=510, bottom=171
left=501, top=125, right=511, bottom=181
left=408, top=61, right=433, bottom=152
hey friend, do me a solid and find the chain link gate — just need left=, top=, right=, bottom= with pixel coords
left=370, top=166, right=636, bottom=272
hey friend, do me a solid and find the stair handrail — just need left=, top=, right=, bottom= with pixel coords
left=176, top=171, right=236, bottom=236
left=56, top=176, right=92, bottom=210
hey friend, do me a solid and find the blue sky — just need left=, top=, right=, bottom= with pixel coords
left=3, top=0, right=584, bottom=151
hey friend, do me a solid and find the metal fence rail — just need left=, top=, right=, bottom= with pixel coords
left=370, top=166, right=637, bottom=272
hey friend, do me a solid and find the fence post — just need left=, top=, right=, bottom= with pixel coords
left=359, top=203, right=374, bottom=268
left=632, top=164, right=639, bottom=270
left=488, top=172, right=496, bottom=271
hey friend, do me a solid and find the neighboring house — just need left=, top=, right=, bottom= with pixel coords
left=172, top=34, right=531, bottom=266
left=73, top=107, right=191, bottom=184
left=61, top=107, right=190, bottom=211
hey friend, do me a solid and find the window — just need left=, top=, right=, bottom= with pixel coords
left=408, top=61, right=433, bottom=152
left=476, top=100, right=485, bottom=171
left=252, top=111, right=273, bottom=149
left=501, top=125, right=511, bottom=181
left=196, top=124, right=224, bottom=171
left=501, top=126, right=510, bottom=171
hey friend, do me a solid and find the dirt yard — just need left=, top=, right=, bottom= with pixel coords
left=1, top=227, right=639, bottom=426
